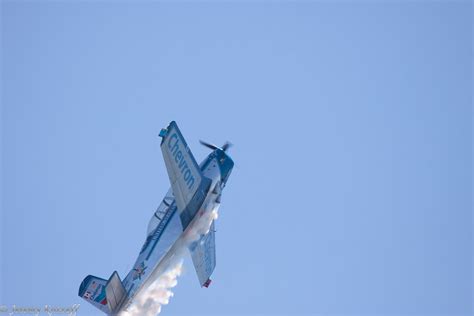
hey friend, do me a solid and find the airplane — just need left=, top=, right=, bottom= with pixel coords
left=78, top=121, right=234, bottom=315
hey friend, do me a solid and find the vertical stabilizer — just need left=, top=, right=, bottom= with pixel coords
left=78, top=272, right=127, bottom=315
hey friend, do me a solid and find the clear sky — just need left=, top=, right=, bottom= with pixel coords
left=1, top=1, right=472, bottom=315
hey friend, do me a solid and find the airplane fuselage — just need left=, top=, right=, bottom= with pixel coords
left=78, top=121, right=233, bottom=315
left=118, top=149, right=233, bottom=313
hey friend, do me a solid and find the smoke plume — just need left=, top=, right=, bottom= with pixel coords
left=119, top=262, right=183, bottom=316
left=120, top=208, right=218, bottom=316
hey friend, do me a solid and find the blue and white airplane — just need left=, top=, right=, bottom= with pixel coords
left=78, top=121, right=234, bottom=315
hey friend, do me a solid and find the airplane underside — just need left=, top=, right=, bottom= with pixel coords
left=78, top=121, right=233, bottom=315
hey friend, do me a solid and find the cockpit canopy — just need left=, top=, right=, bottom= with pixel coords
left=147, top=188, right=174, bottom=236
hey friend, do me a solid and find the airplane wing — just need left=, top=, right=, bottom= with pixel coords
left=160, top=121, right=211, bottom=229
left=189, top=221, right=217, bottom=287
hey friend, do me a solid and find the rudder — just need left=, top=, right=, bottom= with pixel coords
left=78, top=275, right=110, bottom=314
left=78, top=271, right=127, bottom=315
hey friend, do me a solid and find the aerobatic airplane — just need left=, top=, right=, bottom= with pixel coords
left=78, top=121, right=234, bottom=315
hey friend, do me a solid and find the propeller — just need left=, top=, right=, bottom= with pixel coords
left=221, top=142, right=232, bottom=152
left=200, top=140, right=232, bottom=152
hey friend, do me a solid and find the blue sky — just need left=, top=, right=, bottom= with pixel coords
left=1, top=1, right=472, bottom=315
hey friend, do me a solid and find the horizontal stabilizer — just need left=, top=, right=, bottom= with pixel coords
left=105, top=271, right=127, bottom=314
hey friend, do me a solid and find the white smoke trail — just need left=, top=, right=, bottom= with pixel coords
left=184, top=209, right=218, bottom=244
left=119, top=262, right=183, bottom=316
left=120, top=208, right=218, bottom=316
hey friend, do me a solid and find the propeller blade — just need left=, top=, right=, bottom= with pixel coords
left=221, top=142, right=233, bottom=152
left=199, top=140, right=219, bottom=151
left=200, top=140, right=233, bottom=152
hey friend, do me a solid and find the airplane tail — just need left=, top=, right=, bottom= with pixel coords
left=78, top=271, right=127, bottom=315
